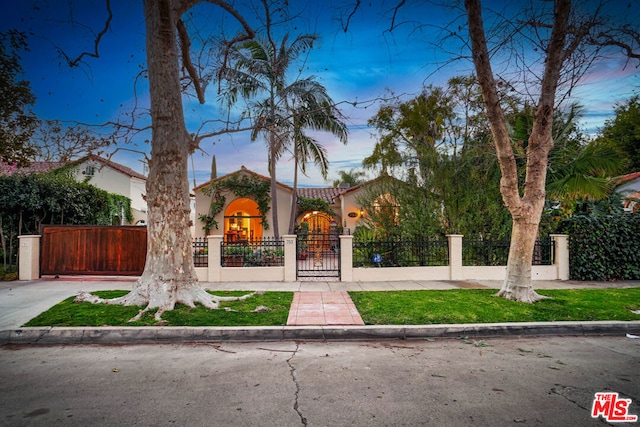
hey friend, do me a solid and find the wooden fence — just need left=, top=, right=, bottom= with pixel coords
left=40, top=225, right=147, bottom=276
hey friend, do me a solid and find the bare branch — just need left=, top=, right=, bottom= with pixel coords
left=177, top=19, right=206, bottom=104
left=591, top=28, right=640, bottom=63
left=341, top=0, right=361, bottom=33
left=389, top=0, right=407, bottom=32
left=59, top=0, right=113, bottom=67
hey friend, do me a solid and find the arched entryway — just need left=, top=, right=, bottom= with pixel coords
left=224, top=198, right=262, bottom=242
left=300, top=211, right=333, bottom=234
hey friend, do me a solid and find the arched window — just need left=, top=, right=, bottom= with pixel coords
left=371, top=193, right=399, bottom=226
left=224, top=198, right=262, bottom=242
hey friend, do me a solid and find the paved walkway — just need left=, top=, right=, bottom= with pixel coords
left=286, top=291, right=364, bottom=326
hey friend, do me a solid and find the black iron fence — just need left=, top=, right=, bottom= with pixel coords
left=195, top=235, right=555, bottom=269
left=193, top=237, right=208, bottom=267
left=353, top=238, right=449, bottom=267
left=221, top=237, right=284, bottom=267
left=463, top=237, right=554, bottom=266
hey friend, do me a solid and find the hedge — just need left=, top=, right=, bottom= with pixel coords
left=558, top=213, right=640, bottom=280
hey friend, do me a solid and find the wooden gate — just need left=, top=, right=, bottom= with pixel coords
left=40, top=225, right=147, bottom=276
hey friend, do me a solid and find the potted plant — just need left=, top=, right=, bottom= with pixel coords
left=296, top=222, right=309, bottom=260
left=261, top=248, right=284, bottom=266
left=223, top=244, right=250, bottom=267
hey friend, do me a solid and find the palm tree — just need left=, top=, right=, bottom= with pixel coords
left=547, top=142, right=624, bottom=215
left=332, top=168, right=367, bottom=188
left=287, top=100, right=348, bottom=233
left=221, top=33, right=346, bottom=238
left=546, top=105, right=625, bottom=217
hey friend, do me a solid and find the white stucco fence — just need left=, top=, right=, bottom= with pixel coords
left=19, top=233, right=569, bottom=282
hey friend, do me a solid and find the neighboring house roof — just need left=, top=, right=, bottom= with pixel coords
left=337, top=174, right=398, bottom=197
left=72, top=154, right=147, bottom=181
left=0, top=161, right=65, bottom=176
left=0, top=154, right=147, bottom=181
left=194, top=165, right=293, bottom=192
left=614, top=171, right=640, bottom=187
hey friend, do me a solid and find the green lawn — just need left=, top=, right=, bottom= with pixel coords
left=24, top=290, right=293, bottom=327
left=349, top=288, right=640, bottom=325
left=23, top=288, right=640, bottom=327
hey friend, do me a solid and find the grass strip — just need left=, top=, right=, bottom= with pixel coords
left=24, top=290, right=293, bottom=327
left=23, top=288, right=640, bottom=327
left=348, top=288, right=640, bottom=325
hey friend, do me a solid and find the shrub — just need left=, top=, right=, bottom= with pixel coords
left=558, top=213, right=640, bottom=280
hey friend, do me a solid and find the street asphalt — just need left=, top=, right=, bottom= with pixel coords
left=1, top=277, right=639, bottom=345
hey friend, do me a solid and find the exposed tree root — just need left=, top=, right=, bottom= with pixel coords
left=74, top=276, right=261, bottom=322
left=495, top=286, right=549, bottom=303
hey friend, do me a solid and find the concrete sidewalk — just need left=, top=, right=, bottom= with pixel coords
left=1, top=277, right=639, bottom=344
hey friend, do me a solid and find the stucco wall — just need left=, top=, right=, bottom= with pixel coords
left=72, top=159, right=149, bottom=224
left=340, top=191, right=365, bottom=233
left=73, top=160, right=131, bottom=198
left=194, top=177, right=293, bottom=239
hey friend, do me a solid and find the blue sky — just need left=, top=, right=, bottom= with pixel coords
left=3, top=0, right=639, bottom=188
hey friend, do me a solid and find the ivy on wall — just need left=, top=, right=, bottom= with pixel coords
left=297, top=196, right=335, bottom=217
left=557, top=213, right=640, bottom=280
left=199, top=174, right=271, bottom=235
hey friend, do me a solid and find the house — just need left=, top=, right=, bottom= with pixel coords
left=193, top=166, right=391, bottom=239
left=68, top=155, right=148, bottom=224
left=614, top=171, right=640, bottom=213
left=1, top=154, right=148, bottom=224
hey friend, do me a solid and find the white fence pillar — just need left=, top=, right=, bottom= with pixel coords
left=207, top=235, right=223, bottom=282
left=447, top=234, right=463, bottom=280
left=550, top=234, right=569, bottom=280
left=340, top=235, right=354, bottom=282
left=283, top=235, right=297, bottom=282
left=18, top=235, right=40, bottom=281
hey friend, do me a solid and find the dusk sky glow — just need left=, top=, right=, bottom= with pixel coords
left=3, top=0, right=639, bottom=188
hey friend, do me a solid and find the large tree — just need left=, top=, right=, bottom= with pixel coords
left=599, top=96, right=640, bottom=174
left=465, top=0, right=639, bottom=301
left=77, top=0, right=261, bottom=320
left=0, top=30, right=38, bottom=166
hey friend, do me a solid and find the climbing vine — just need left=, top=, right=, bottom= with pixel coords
left=199, top=174, right=271, bottom=234
left=297, top=196, right=335, bottom=216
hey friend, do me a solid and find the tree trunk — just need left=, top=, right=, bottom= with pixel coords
left=269, top=136, right=280, bottom=239
left=75, top=0, right=255, bottom=320
left=288, top=153, right=299, bottom=235
left=497, top=216, right=546, bottom=302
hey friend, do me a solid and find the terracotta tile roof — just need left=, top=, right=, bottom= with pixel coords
left=615, top=171, right=640, bottom=186
left=297, top=187, right=343, bottom=204
left=0, top=161, right=65, bottom=176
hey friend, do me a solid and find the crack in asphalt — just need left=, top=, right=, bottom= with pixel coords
left=287, top=343, right=307, bottom=426
left=550, top=386, right=591, bottom=412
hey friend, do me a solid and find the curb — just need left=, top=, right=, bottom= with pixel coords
left=2, top=321, right=639, bottom=345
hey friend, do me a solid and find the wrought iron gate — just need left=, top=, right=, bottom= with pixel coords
left=296, top=232, right=340, bottom=279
